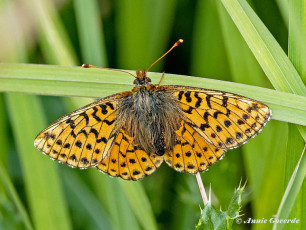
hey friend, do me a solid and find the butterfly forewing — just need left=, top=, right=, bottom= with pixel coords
left=158, top=85, right=271, bottom=151
left=34, top=95, right=120, bottom=168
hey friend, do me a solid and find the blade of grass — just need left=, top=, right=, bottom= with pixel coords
left=0, top=163, right=33, bottom=230
left=0, top=94, right=8, bottom=164
left=23, top=0, right=77, bottom=65
left=272, top=145, right=306, bottom=230
left=6, top=94, right=71, bottom=230
left=217, top=1, right=267, bottom=86
left=275, top=0, right=289, bottom=28
left=220, top=0, right=306, bottom=96
left=288, top=0, right=306, bottom=83
left=2, top=1, right=72, bottom=228
left=283, top=124, right=304, bottom=230
left=120, top=181, right=158, bottom=230
left=0, top=63, right=305, bottom=126
left=73, top=0, right=107, bottom=67
left=90, top=176, right=140, bottom=230
left=251, top=121, right=287, bottom=230
left=191, top=0, right=231, bottom=80
left=220, top=0, right=306, bottom=142
left=116, top=0, right=177, bottom=70
left=275, top=2, right=306, bottom=229
left=62, top=169, right=113, bottom=230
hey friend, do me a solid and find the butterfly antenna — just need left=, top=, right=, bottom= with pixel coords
left=82, top=64, right=137, bottom=78
left=146, top=39, right=184, bottom=72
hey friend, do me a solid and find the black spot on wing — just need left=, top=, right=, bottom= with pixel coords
left=78, top=130, right=88, bottom=137
left=104, top=119, right=115, bottom=126
left=86, top=144, right=92, bottom=150
left=75, top=140, right=82, bottom=148
left=206, top=95, right=212, bottom=108
left=100, top=104, right=108, bottom=115
left=194, top=92, right=202, bottom=108
left=213, top=111, right=223, bottom=119
left=185, top=91, right=192, bottom=103
left=90, top=128, right=99, bottom=138
left=222, top=96, right=228, bottom=107
left=106, top=102, right=114, bottom=110
left=92, top=107, right=102, bottom=122
left=97, top=137, right=107, bottom=143
left=224, top=120, right=231, bottom=127
left=81, top=157, right=89, bottom=165
left=80, top=112, right=89, bottom=125
left=178, top=91, right=184, bottom=100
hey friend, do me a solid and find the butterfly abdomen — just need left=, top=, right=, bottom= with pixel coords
left=116, top=87, right=183, bottom=156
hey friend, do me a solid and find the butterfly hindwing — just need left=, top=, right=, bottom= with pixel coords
left=34, top=95, right=120, bottom=168
left=164, top=121, right=225, bottom=174
left=97, top=127, right=163, bottom=180
left=158, top=85, right=271, bottom=150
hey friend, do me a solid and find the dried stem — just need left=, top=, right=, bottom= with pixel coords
left=196, top=172, right=208, bottom=206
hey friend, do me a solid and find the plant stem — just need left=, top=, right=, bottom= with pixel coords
left=196, top=172, right=208, bottom=206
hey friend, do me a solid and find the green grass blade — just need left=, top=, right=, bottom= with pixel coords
left=0, top=94, right=8, bottom=164
left=73, top=0, right=107, bottom=67
left=283, top=125, right=304, bottom=230
left=116, top=0, right=177, bottom=70
left=217, top=1, right=267, bottom=86
left=62, top=169, right=113, bottom=230
left=91, top=176, right=140, bottom=230
left=272, top=146, right=306, bottom=230
left=6, top=94, right=71, bottom=230
left=273, top=2, right=306, bottom=229
left=249, top=121, right=287, bottom=230
left=191, top=0, right=231, bottom=80
left=0, top=163, right=33, bottom=230
left=1, top=63, right=305, bottom=126
left=276, top=0, right=289, bottom=28
left=220, top=0, right=306, bottom=96
left=120, top=181, right=158, bottom=230
left=288, top=1, right=306, bottom=83
left=25, top=0, right=77, bottom=65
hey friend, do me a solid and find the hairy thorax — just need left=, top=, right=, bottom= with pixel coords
left=115, top=85, right=184, bottom=155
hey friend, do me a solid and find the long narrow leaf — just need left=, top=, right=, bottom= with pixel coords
left=220, top=0, right=306, bottom=96
left=1, top=63, right=305, bottom=126
left=6, top=94, right=71, bottom=230
left=272, top=146, right=306, bottom=230
left=120, top=181, right=158, bottom=230
left=220, top=0, right=306, bottom=141
left=0, top=163, right=33, bottom=230
left=73, top=0, right=107, bottom=67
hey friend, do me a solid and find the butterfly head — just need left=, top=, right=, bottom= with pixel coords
left=133, top=69, right=152, bottom=86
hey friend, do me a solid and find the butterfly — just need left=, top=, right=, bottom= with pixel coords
left=34, top=39, right=271, bottom=180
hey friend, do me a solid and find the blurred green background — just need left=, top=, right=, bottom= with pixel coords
left=0, top=0, right=305, bottom=230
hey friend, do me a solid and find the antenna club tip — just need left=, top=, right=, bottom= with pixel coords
left=177, top=39, right=184, bottom=45
left=82, top=64, right=91, bottom=68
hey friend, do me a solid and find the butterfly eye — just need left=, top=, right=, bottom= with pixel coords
left=133, top=79, right=138, bottom=85
left=147, top=78, right=151, bottom=83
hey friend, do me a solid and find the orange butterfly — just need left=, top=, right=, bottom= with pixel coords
left=34, top=39, right=271, bottom=180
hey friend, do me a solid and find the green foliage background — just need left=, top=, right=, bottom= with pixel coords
left=0, top=0, right=305, bottom=230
